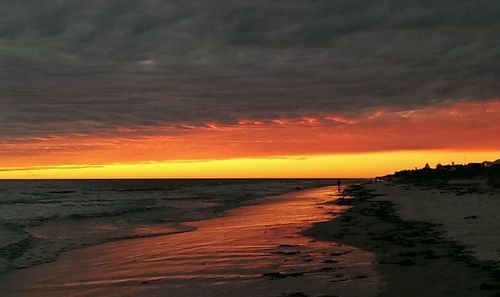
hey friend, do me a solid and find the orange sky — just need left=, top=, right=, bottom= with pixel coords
left=1, top=100, right=499, bottom=178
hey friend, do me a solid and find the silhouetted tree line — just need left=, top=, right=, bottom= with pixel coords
left=388, top=161, right=500, bottom=187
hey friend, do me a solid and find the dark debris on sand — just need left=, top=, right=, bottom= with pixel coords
left=304, top=184, right=500, bottom=297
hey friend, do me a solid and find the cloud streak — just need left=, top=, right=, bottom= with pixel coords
left=1, top=100, right=499, bottom=168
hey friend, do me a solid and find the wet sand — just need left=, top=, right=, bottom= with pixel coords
left=0, top=186, right=379, bottom=297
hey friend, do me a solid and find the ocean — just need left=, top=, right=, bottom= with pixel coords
left=0, top=179, right=340, bottom=274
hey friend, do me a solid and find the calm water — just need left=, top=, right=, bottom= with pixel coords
left=0, top=179, right=340, bottom=273
left=0, top=184, right=379, bottom=297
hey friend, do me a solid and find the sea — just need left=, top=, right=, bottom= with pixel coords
left=0, top=179, right=342, bottom=274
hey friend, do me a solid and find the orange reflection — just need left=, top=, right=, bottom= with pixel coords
left=0, top=186, right=379, bottom=297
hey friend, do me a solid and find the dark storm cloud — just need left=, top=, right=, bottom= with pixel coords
left=1, top=0, right=500, bottom=138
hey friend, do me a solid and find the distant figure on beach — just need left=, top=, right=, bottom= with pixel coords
left=337, top=179, right=341, bottom=190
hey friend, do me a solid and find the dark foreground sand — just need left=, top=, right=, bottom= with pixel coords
left=306, top=184, right=500, bottom=297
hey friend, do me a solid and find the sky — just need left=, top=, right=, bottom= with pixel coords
left=1, top=0, right=499, bottom=178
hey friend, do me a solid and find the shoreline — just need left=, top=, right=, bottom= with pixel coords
left=305, top=183, right=500, bottom=296
left=0, top=179, right=340, bottom=275
left=0, top=185, right=379, bottom=297
left=3, top=180, right=498, bottom=296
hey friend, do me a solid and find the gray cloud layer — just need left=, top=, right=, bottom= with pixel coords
left=1, top=0, right=500, bottom=138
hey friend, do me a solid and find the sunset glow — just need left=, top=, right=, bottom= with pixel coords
left=1, top=150, right=498, bottom=179
left=2, top=1, right=499, bottom=179
left=1, top=99, right=499, bottom=178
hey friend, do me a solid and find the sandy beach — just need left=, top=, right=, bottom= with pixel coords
left=366, top=181, right=500, bottom=264
left=307, top=182, right=500, bottom=296
left=1, top=180, right=499, bottom=296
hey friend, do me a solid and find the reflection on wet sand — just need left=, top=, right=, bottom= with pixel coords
left=0, top=186, right=379, bottom=297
